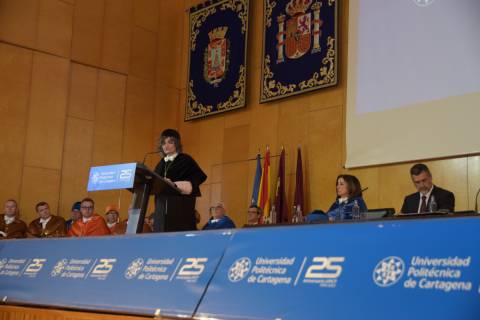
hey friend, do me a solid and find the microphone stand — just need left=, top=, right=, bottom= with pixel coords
left=142, top=151, right=161, bottom=165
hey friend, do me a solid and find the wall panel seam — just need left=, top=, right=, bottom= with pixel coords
left=17, top=51, right=35, bottom=204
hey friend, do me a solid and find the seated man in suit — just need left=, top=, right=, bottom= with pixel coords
left=28, top=201, right=67, bottom=238
left=202, top=203, right=236, bottom=230
left=68, top=198, right=111, bottom=237
left=0, top=199, right=27, bottom=239
left=401, top=163, right=455, bottom=214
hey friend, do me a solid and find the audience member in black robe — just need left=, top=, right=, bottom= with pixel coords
left=153, top=129, right=207, bottom=231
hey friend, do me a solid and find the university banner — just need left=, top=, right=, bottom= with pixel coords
left=186, top=0, right=249, bottom=121
left=196, top=217, right=480, bottom=320
left=260, top=0, right=338, bottom=103
left=0, top=231, right=233, bottom=318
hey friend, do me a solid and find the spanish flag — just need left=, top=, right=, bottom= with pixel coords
left=258, top=147, right=271, bottom=221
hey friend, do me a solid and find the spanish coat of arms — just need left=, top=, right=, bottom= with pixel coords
left=261, top=0, right=337, bottom=103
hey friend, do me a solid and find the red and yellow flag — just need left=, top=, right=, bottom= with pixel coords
left=258, top=147, right=271, bottom=221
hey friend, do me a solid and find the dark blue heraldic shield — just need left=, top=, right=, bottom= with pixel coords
left=186, top=0, right=249, bottom=120
left=261, top=0, right=338, bottom=102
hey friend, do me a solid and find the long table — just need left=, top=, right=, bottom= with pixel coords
left=1, top=215, right=479, bottom=319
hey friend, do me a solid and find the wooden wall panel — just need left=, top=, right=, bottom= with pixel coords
left=221, top=162, right=249, bottom=226
left=467, top=156, right=480, bottom=211
left=376, top=163, right=415, bottom=213
left=68, top=63, right=97, bottom=120
left=425, top=158, right=468, bottom=212
left=59, top=117, right=94, bottom=218
left=19, top=166, right=61, bottom=223
left=0, top=0, right=39, bottom=48
left=71, top=0, right=105, bottom=66
left=178, top=7, right=190, bottom=90
left=129, top=26, right=157, bottom=81
left=133, top=0, right=159, bottom=33
left=196, top=183, right=211, bottom=227
left=92, top=70, right=126, bottom=165
left=0, top=305, right=176, bottom=320
left=157, top=0, right=184, bottom=89
left=348, top=166, right=380, bottom=210
left=247, top=103, right=279, bottom=156
left=220, top=126, right=250, bottom=225
left=306, top=106, right=343, bottom=212
left=247, top=0, right=263, bottom=70
left=36, top=0, right=73, bottom=57
left=90, top=70, right=126, bottom=215
left=155, top=85, right=179, bottom=135
left=0, top=44, right=32, bottom=201
left=122, top=76, right=155, bottom=162
left=24, top=52, right=69, bottom=170
left=102, top=0, right=132, bottom=73
left=277, top=95, right=310, bottom=175
left=190, top=117, right=225, bottom=182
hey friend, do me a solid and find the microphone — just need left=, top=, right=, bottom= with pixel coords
left=475, top=187, right=480, bottom=213
left=142, top=151, right=162, bottom=165
left=361, top=187, right=369, bottom=192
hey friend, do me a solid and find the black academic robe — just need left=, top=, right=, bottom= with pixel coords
left=153, top=153, right=207, bottom=232
left=154, top=153, right=207, bottom=196
left=400, top=185, right=455, bottom=214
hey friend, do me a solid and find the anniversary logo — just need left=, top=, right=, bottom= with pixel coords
left=50, top=258, right=116, bottom=280
left=124, top=257, right=208, bottom=284
left=227, top=256, right=345, bottom=288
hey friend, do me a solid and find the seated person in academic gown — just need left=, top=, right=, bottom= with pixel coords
left=401, top=163, right=455, bottom=214
left=104, top=204, right=126, bottom=235
left=0, top=199, right=27, bottom=239
left=68, top=198, right=111, bottom=237
left=202, top=203, right=236, bottom=230
left=28, top=201, right=67, bottom=238
left=66, top=201, right=81, bottom=231
left=306, top=174, right=368, bottom=222
left=153, top=129, right=207, bottom=232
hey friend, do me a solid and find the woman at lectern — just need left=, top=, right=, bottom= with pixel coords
left=153, top=129, right=207, bottom=232
left=306, top=174, right=367, bottom=222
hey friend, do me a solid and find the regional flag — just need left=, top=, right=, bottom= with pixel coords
left=293, top=147, right=305, bottom=222
left=274, top=147, right=288, bottom=223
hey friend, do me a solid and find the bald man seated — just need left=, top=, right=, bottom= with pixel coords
left=0, top=199, right=27, bottom=239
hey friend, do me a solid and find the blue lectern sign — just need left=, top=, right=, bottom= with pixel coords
left=87, top=163, right=136, bottom=191
left=196, top=217, right=480, bottom=320
left=0, top=230, right=233, bottom=317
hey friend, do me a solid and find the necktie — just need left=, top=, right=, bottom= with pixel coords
left=420, top=195, right=427, bottom=213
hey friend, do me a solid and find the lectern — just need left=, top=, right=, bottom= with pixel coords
left=87, top=162, right=182, bottom=233
left=126, top=163, right=183, bottom=233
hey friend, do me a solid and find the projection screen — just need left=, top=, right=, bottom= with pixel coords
left=345, top=0, right=480, bottom=168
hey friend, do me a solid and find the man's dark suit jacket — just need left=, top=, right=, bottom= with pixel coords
left=401, top=185, right=455, bottom=214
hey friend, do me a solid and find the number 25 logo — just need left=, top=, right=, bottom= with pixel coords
left=92, top=259, right=116, bottom=275
left=305, top=257, right=345, bottom=279
left=178, top=258, right=208, bottom=276
left=25, top=259, right=46, bottom=273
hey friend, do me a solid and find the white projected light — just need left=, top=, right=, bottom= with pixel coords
left=346, top=0, right=480, bottom=167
